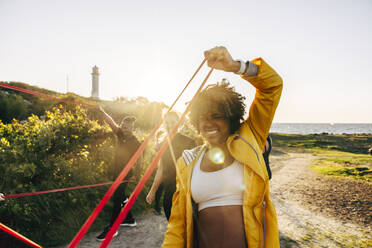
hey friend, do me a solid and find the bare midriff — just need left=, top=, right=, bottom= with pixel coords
left=197, top=205, right=247, bottom=248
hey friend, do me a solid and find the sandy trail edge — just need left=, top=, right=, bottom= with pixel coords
left=61, top=152, right=371, bottom=248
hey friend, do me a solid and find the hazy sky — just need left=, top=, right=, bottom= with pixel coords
left=1, top=0, right=371, bottom=123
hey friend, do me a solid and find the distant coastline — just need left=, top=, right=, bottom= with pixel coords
left=270, top=123, right=372, bottom=134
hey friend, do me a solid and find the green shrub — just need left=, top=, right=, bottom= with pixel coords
left=0, top=82, right=197, bottom=246
left=0, top=106, right=129, bottom=246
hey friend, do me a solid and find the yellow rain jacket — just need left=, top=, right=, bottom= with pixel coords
left=162, top=58, right=283, bottom=248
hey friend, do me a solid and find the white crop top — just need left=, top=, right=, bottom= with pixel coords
left=191, top=150, right=244, bottom=211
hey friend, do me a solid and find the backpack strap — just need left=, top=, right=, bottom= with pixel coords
left=266, top=136, right=272, bottom=154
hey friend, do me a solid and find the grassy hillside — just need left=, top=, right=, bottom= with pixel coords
left=0, top=81, right=167, bottom=131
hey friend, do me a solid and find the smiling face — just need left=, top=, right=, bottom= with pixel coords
left=198, top=105, right=230, bottom=146
left=190, top=82, right=246, bottom=142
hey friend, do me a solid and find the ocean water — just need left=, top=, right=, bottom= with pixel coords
left=270, top=123, right=372, bottom=134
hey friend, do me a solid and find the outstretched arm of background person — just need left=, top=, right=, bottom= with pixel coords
left=98, top=106, right=120, bottom=133
left=0, top=193, right=5, bottom=201
left=146, top=161, right=163, bottom=204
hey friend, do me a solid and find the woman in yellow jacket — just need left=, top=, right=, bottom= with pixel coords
left=162, top=46, right=283, bottom=248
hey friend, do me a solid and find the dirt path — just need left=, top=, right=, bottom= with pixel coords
left=74, top=210, right=168, bottom=248
left=270, top=152, right=371, bottom=247
left=72, top=152, right=371, bottom=248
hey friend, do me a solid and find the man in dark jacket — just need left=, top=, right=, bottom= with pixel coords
left=96, top=106, right=142, bottom=241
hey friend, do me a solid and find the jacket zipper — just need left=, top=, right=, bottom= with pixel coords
left=235, top=134, right=267, bottom=247
left=262, top=201, right=266, bottom=248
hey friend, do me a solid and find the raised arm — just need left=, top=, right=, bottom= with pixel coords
left=242, top=58, right=282, bottom=149
left=204, top=46, right=282, bottom=150
left=98, top=106, right=120, bottom=133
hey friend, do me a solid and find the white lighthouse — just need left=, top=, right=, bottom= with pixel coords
left=91, top=65, right=100, bottom=99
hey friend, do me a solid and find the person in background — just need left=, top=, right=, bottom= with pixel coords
left=0, top=193, right=4, bottom=201
left=146, top=111, right=196, bottom=220
left=162, top=46, right=282, bottom=248
left=96, top=106, right=142, bottom=242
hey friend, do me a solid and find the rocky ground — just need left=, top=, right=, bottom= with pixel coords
left=66, top=150, right=371, bottom=248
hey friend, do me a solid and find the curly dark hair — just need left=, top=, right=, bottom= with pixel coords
left=189, top=80, right=246, bottom=134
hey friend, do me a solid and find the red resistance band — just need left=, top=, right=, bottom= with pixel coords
left=3, top=180, right=130, bottom=200
left=0, top=223, right=43, bottom=248
left=68, top=58, right=208, bottom=248
left=99, top=66, right=216, bottom=248
left=0, top=82, right=95, bottom=109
